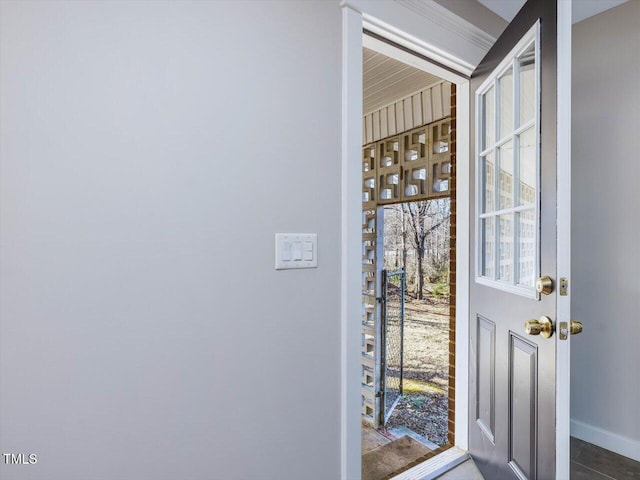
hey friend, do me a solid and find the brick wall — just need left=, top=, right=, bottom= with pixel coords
left=447, top=83, right=457, bottom=446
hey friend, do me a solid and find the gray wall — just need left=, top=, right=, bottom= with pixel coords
left=571, top=0, right=640, bottom=458
left=0, top=1, right=342, bottom=479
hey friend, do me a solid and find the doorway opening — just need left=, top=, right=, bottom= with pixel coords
left=382, top=198, right=451, bottom=447
left=360, top=45, right=458, bottom=480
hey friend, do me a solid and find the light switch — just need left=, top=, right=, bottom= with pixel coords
left=275, top=233, right=317, bottom=270
left=303, top=242, right=313, bottom=261
left=282, top=242, right=292, bottom=261
left=292, top=242, right=302, bottom=261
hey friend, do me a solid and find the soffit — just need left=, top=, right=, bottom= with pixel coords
left=363, top=47, right=443, bottom=116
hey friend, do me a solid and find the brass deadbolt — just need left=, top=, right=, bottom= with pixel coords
left=525, top=315, right=554, bottom=338
left=536, top=275, right=554, bottom=295
left=570, top=320, right=583, bottom=335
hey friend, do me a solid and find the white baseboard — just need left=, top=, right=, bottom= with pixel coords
left=571, top=418, right=640, bottom=462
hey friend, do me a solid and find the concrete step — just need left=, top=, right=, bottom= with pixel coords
left=388, top=426, right=440, bottom=450
left=362, top=435, right=434, bottom=480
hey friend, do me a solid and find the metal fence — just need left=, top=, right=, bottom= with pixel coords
left=380, top=269, right=405, bottom=426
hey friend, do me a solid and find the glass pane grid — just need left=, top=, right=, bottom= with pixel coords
left=477, top=37, right=538, bottom=291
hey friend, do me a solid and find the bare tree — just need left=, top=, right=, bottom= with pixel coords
left=404, top=202, right=429, bottom=299
left=403, top=200, right=450, bottom=299
left=384, top=199, right=450, bottom=299
left=383, top=204, right=407, bottom=271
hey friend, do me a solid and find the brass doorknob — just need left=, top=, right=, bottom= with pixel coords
left=525, top=316, right=554, bottom=338
left=536, top=275, right=554, bottom=295
left=570, top=320, right=583, bottom=335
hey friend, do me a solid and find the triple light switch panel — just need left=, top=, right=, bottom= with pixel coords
left=275, top=233, right=317, bottom=270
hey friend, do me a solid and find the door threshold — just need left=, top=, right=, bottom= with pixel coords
left=389, top=447, right=469, bottom=480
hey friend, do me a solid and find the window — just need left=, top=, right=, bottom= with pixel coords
left=476, top=23, right=540, bottom=297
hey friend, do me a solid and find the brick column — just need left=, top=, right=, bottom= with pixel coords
left=447, top=83, right=457, bottom=446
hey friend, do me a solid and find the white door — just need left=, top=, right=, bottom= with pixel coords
left=468, top=1, right=573, bottom=478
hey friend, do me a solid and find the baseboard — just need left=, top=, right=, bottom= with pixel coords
left=571, top=418, right=640, bottom=462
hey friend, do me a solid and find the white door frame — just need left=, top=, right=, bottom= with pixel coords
left=555, top=1, right=572, bottom=477
left=341, top=1, right=572, bottom=479
left=341, top=2, right=476, bottom=478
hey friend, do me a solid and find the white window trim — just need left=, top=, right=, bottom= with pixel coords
left=474, top=21, right=541, bottom=299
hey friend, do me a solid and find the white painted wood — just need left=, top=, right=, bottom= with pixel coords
left=403, top=97, right=412, bottom=130
left=346, top=2, right=577, bottom=478
left=345, top=0, right=495, bottom=75
left=389, top=447, right=470, bottom=480
left=362, top=33, right=464, bottom=87
left=343, top=1, right=487, bottom=476
left=556, top=0, right=572, bottom=478
left=363, top=117, right=368, bottom=146
left=473, top=22, right=540, bottom=299
left=380, top=108, right=389, bottom=138
left=455, top=81, right=471, bottom=451
left=372, top=110, right=381, bottom=140
left=365, top=114, right=373, bottom=144
left=364, top=47, right=441, bottom=114
left=362, top=81, right=451, bottom=143
left=422, top=88, right=433, bottom=124
left=388, top=104, right=397, bottom=136
left=571, top=419, right=640, bottom=463
left=476, top=24, right=538, bottom=94
left=412, top=93, right=423, bottom=126
left=432, top=83, right=444, bottom=120
left=475, top=276, right=538, bottom=299
left=396, top=100, right=405, bottom=134
left=341, top=6, right=364, bottom=479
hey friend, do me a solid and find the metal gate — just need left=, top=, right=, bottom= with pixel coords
left=379, top=269, right=405, bottom=426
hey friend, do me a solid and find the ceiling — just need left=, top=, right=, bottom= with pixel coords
left=477, top=0, right=629, bottom=23
left=360, top=0, right=628, bottom=116
left=363, top=47, right=442, bottom=115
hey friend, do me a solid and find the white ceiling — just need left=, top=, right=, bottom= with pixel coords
left=363, top=47, right=443, bottom=115
left=361, top=0, right=628, bottom=115
left=477, top=0, right=629, bottom=23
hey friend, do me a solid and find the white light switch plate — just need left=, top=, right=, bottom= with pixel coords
left=275, top=233, right=317, bottom=270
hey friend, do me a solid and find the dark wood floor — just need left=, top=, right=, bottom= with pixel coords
left=571, top=437, right=640, bottom=479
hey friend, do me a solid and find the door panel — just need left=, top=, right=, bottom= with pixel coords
left=469, top=1, right=563, bottom=479
left=509, top=334, right=537, bottom=480
left=476, top=315, right=495, bottom=443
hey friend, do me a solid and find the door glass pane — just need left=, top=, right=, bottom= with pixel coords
left=498, top=140, right=513, bottom=209
left=482, top=217, right=495, bottom=279
left=499, top=68, right=513, bottom=140
left=476, top=29, right=539, bottom=293
left=519, top=44, right=536, bottom=126
left=518, top=127, right=536, bottom=206
left=482, top=153, right=495, bottom=213
left=518, top=209, right=536, bottom=287
left=498, top=214, right=513, bottom=283
left=483, top=86, right=495, bottom=150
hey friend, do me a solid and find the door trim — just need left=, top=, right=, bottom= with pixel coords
left=343, top=2, right=573, bottom=479
left=556, top=1, right=572, bottom=478
left=341, top=8, right=364, bottom=480
left=341, top=3, right=474, bottom=478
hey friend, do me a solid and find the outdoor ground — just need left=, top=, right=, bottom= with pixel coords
left=385, top=290, right=449, bottom=446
